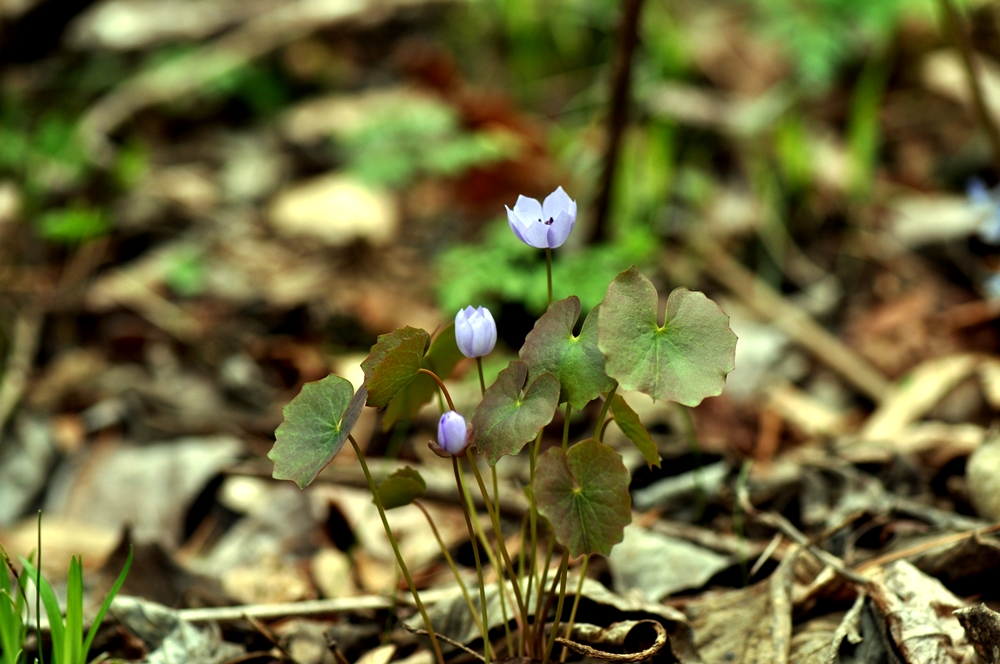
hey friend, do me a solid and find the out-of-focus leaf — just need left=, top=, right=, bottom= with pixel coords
left=376, top=467, right=427, bottom=510
left=609, top=394, right=660, bottom=468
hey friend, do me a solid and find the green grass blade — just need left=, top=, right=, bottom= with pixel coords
left=17, top=558, right=64, bottom=664
left=63, top=560, right=82, bottom=664
left=80, top=546, right=131, bottom=662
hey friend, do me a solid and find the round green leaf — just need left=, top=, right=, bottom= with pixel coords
left=361, top=326, right=431, bottom=409
left=534, top=438, right=632, bottom=558
left=598, top=267, right=737, bottom=406
left=519, top=296, right=615, bottom=411
left=609, top=394, right=660, bottom=469
left=471, top=360, right=560, bottom=467
left=269, top=375, right=368, bottom=489
left=382, top=323, right=463, bottom=431
left=377, top=467, right=427, bottom=509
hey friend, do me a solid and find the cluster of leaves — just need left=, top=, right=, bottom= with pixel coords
left=337, top=98, right=520, bottom=188
left=270, top=265, right=736, bottom=559
left=0, top=545, right=132, bottom=664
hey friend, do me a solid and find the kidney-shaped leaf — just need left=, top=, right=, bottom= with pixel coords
left=377, top=467, right=427, bottom=509
left=382, top=324, right=464, bottom=431
left=471, top=361, right=560, bottom=467
left=598, top=267, right=737, bottom=406
left=534, top=438, right=632, bottom=558
left=270, top=375, right=368, bottom=489
left=362, top=326, right=431, bottom=409
left=519, top=296, right=615, bottom=411
left=610, top=394, right=660, bottom=469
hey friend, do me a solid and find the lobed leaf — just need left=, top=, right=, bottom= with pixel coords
left=609, top=394, right=660, bottom=469
left=598, top=267, right=737, bottom=406
left=269, top=375, right=368, bottom=489
left=377, top=467, right=427, bottom=509
left=471, top=361, right=560, bottom=467
left=382, top=324, right=464, bottom=431
left=361, top=326, right=431, bottom=409
left=519, top=296, right=615, bottom=411
left=534, top=438, right=632, bottom=558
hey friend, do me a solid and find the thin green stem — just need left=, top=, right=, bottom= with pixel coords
left=35, top=511, right=42, bottom=664
left=561, top=404, right=571, bottom=451
left=559, top=556, right=589, bottom=663
left=526, top=429, right=543, bottom=654
left=533, top=536, right=555, bottom=657
left=418, top=368, right=455, bottom=411
left=734, top=459, right=753, bottom=587
left=598, top=416, right=614, bottom=443
left=453, top=457, right=492, bottom=664
left=593, top=382, right=617, bottom=440
left=545, top=248, right=553, bottom=305
left=491, top=464, right=513, bottom=655
left=349, top=436, right=445, bottom=664
left=466, top=455, right=529, bottom=642
left=542, top=551, right=570, bottom=664
left=463, top=482, right=517, bottom=655
left=476, top=357, right=487, bottom=397
left=413, top=501, right=493, bottom=660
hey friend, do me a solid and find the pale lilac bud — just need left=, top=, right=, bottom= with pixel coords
left=437, top=411, right=468, bottom=455
left=455, top=305, right=497, bottom=359
left=504, top=186, right=577, bottom=249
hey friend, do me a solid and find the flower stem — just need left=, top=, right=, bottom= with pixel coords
left=418, top=368, right=455, bottom=411
left=541, top=550, right=570, bottom=664
left=598, top=416, right=614, bottom=443
left=465, top=454, right=529, bottom=642
left=461, top=478, right=517, bottom=656
left=453, top=457, right=492, bottom=663
left=545, top=248, right=553, bottom=305
left=349, top=436, right=445, bottom=664
left=476, top=357, right=486, bottom=397
left=593, top=382, right=617, bottom=440
left=413, top=500, right=494, bottom=660
left=561, top=404, right=571, bottom=451
left=559, top=556, right=589, bottom=663
left=534, top=535, right=555, bottom=656
left=526, top=428, right=543, bottom=651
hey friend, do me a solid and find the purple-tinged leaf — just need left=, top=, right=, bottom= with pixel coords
left=609, top=394, right=660, bottom=469
left=382, top=323, right=463, bottom=431
left=377, top=467, right=427, bottom=510
left=362, top=326, right=431, bottom=409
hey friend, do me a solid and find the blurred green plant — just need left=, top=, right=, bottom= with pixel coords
left=747, top=0, right=941, bottom=90
left=20, top=547, right=132, bottom=664
left=0, top=549, right=29, bottom=664
left=338, top=98, right=520, bottom=187
left=162, top=247, right=207, bottom=298
left=0, top=110, right=90, bottom=197
left=35, top=207, right=110, bottom=245
left=437, top=220, right=657, bottom=314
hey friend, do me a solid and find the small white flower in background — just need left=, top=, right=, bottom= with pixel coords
left=505, top=186, right=577, bottom=249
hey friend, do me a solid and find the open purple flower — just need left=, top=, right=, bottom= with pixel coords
left=437, top=411, right=468, bottom=455
left=505, top=186, right=577, bottom=249
left=455, top=305, right=497, bottom=359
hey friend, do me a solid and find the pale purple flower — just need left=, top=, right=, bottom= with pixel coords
left=437, top=411, right=468, bottom=455
left=455, top=305, right=497, bottom=359
left=505, top=186, right=577, bottom=249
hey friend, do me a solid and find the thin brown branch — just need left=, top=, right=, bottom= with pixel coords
left=589, top=0, right=646, bottom=243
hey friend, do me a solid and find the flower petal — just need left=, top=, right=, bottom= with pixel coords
left=546, top=210, right=575, bottom=248
left=506, top=206, right=531, bottom=244
left=513, top=195, right=543, bottom=223
left=542, top=186, right=574, bottom=220
left=522, top=219, right=552, bottom=248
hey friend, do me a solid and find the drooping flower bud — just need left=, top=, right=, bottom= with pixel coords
left=505, top=186, right=577, bottom=249
left=437, top=411, right=468, bottom=456
left=455, top=305, right=497, bottom=359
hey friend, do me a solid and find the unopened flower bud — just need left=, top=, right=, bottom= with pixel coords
left=437, top=411, right=468, bottom=456
left=455, top=305, right=497, bottom=359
